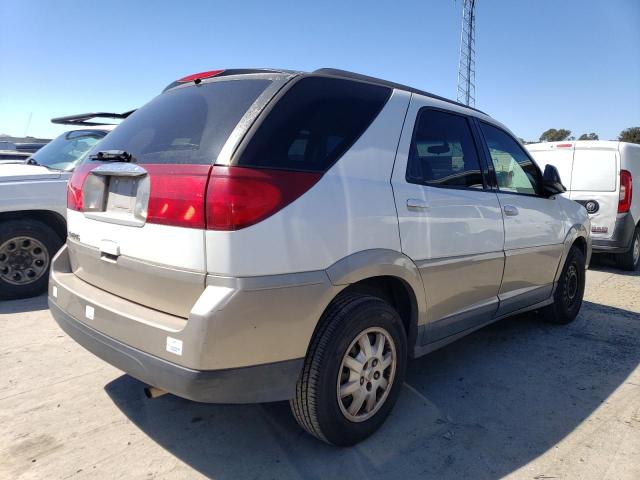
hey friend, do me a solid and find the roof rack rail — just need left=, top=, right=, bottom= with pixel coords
left=51, top=110, right=136, bottom=126
left=312, top=68, right=487, bottom=115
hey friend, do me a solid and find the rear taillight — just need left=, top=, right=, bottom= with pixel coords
left=205, top=166, right=321, bottom=231
left=618, top=170, right=633, bottom=213
left=69, top=164, right=319, bottom=230
left=67, top=163, right=95, bottom=211
left=145, top=164, right=212, bottom=229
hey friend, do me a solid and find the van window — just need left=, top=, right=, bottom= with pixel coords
left=92, top=79, right=271, bottom=165
left=571, top=150, right=617, bottom=191
left=235, top=76, right=391, bottom=172
left=406, top=110, right=484, bottom=189
left=480, top=122, right=541, bottom=195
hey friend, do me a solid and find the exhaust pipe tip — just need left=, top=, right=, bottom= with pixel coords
left=144, top=386, right=167, bottom=399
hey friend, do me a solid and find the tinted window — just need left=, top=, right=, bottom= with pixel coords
left=480, top=122, right=541, bottom=195
left=235, top=76, right=391, bottom=172
left=93, top=79, right=271, bottom=165
left=30, top=130, right=105, bottom=170
left=406, top=109, right=484, bottom=189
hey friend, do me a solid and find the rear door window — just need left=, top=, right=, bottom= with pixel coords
left=571, top=150, right=617, bottom=191
left=406, top=109, right=484, bottom=189
left=92, top=79, right=271, bottom=165
left=235, top=76, right=391, bottom=172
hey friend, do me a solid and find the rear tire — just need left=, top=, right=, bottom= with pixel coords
left=290, top=293, right=407, bottom=446
left=542, top=246, right=586, bottom=324
left=615, top=226, right=640, bottom=271
left=0, top=220, right=63, bottom=300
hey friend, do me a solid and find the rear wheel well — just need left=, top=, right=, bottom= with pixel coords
left=337, top=276, right=418, bottom=348
left=0, top=210, right=66, bottom=241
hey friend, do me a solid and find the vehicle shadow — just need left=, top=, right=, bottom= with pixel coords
left=589, top=253, right=640, bottom=277
left=0, top=294, right=48, bottom=314
left=105, top=301, right=640, bottom=479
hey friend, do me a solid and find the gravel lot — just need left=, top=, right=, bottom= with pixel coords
left=1, top=258, right=639, bottom=480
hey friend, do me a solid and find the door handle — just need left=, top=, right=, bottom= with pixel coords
left=407, top=198, right=429, bottom=210
left=503, top=205, right=519, bottom=216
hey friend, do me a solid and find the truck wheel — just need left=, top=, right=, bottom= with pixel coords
left=290, top=293, right=407, bottom=446
left=542, top=246, right=586, bottom=325
left=615, top=226, right=640, bottom=271
left=0, top=220, right=63, bottom=300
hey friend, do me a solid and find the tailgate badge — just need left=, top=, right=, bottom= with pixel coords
left=585, top=201, right=599, bottom=214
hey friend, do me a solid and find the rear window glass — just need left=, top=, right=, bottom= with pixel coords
left=92, top=79, right=271, bottom=165
left=571, top=150, right=617, bottom=191
left=235, top=76, right=391, bottom=172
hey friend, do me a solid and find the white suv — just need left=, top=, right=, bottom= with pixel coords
left=49, top=68, right=591, bottom=445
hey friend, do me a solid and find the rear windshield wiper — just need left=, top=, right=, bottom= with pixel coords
left=90, top=150, right=135, bottom=162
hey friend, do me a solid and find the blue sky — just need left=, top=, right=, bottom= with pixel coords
left=1, top=0, right=638, bottom=141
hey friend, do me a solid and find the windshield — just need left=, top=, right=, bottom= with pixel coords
left=30, top=129, right=106, bottom=170
left=90, top=79, right=271, bottom=165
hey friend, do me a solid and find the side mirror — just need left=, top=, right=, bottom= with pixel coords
left=543, top=164, right=566, bottom=196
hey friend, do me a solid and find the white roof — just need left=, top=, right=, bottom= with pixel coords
left=526, top=140, right=621, bottom=152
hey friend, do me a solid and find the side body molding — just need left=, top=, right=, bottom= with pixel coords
left=325, top=249, right=428, bottom=353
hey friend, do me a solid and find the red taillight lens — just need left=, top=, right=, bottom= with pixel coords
left=206, top=166, right=321, bottom=231
left=618, top=170, right=633, bottom=213
left=145, top=164, right=212, bottom=228
left=67, top=163, right=96, bottom=211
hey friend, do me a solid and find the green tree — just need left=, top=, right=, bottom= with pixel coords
left=578, top=132, right=599, bottom=140
left=618, top=127, right=640, bottom=144
left=539, top=128, right=572, bottom=142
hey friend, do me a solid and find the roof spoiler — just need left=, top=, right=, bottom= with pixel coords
left=51, top=110, right=136, bottom=126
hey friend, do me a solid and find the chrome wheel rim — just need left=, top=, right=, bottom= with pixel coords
left=633, top=235, right=640, bottom=265
left=564, top=263, right=579, bottom=307
left=337, top=327, right=396, bottom=423
left=0, top=236, right=49, bottom=286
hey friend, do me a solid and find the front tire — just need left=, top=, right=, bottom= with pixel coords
left=0, top=220, right=62, bottom=300
left=290, top=293, right=407, bottom=446
left=615, top=226, right=640, bottom=271
left=542, top=246, right=586, bottom=324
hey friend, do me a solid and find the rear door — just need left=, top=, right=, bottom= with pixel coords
left=66, top=75, right=282, bottom=317
left=391, top=99, right=505, bottom=342
left=568, top=145, right=619, bottom=239
left=477, top=122, right=565, bottom=316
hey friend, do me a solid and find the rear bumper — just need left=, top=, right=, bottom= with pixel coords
left=592, top=213, right=636, bottom=253
left=49, top=244, right=341, bottom=403
left=49, top=300, right=302, bottom=403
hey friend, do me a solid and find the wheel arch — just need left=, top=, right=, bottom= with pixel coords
left=320, top=249, right=427, bottom=357
left=0, top=210, right=66, bottom=241
left=555, top=223, right=591, bottom=283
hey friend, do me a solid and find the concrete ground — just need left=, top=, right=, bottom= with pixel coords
left=1, top=258, right=639, bottom=480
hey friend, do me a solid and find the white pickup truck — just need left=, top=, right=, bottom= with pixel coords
left=0, top=113, right=130, bottom=299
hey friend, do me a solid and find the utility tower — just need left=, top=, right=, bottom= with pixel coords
left=456, top=0, right=477, bottom=107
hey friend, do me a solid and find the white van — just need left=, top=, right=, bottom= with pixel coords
left=527, top=141, right=640, bottom=270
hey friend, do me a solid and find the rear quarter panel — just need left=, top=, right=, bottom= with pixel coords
left=204, top=90, right=412, bottom=276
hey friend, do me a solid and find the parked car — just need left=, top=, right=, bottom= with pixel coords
left=15, top=142, right=49, bottom=153
left=49, top=68, right=591, bottom=446
left=527, top=141, right=640, bottom=270
left=0, top=150, right=31, bottom=164
left=0, top=114, right=130, bottom=299
left=0, top=141, right=17, bottom=150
